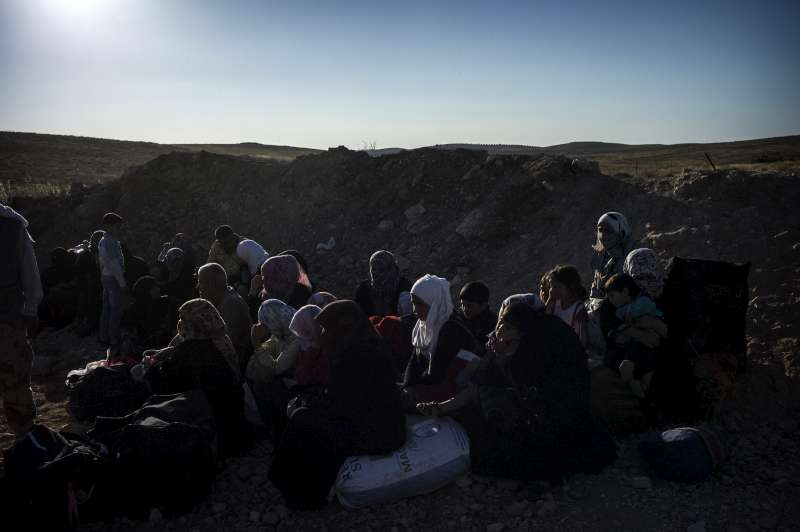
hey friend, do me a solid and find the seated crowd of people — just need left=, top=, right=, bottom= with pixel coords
left=17, top=208, right=738, bottom=512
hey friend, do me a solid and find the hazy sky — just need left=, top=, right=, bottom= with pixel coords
left=1, top=0, right=798, bottom=149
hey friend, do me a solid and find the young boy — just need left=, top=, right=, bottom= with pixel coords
left=458, top=281, right=497, bottom=353
left=97, top=212, right=126, bottom=356
left=604, top=273, right=666, bottom=398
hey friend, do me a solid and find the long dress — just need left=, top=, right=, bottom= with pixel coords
left=268, top=336, right=406, bottom=509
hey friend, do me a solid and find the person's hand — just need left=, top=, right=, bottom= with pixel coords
left=249, top=274, right=263, bottom=297
left=416, top=402, right=442, bottom=417
left=251, top=323, right=268, bottom=345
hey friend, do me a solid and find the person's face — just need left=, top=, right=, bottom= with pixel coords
left=461, top=300, right=486, bottom=320
left=549, top=280, right=569, bottom=304
left=606, top=289, right=630, bottom=308
left=597, top=222, right=618, bottom=250
left=412, top=294, right=430, bottom=321
left=496, top=321, right=520, bottom=345
left=197, top=272, right=221, bottom=301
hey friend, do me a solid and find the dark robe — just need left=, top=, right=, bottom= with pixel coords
left=268, top=335, right=405, bottom=510
left=461, top=313, right=615, bottom=481
left=354, top=277, right=413, bottom=317
left=456, top=307, right=497, bottom=355
left=148, top=338, right=243, bottom=455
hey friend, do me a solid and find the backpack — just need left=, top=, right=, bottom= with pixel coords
left=660, top=257, right=750, bottom=372
left=66, top=363, right=150, bottom=423
left=1, top=425, right=109, bottom=530
left=88, top=391, right=218, bottom=516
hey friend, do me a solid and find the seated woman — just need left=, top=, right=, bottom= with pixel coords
left=457, top=281, right=498, bottom=353
left=252, top=255, right=313, bottom=311
left=604, top=273, right=668, bottom=398
left=354, top=250, right=412, bottom=317
left=268, top=300, right=406, bottom=510
left=125, top=275, right=174, bottom=350
left=402, top=274, right=479, bottom=406
left=544, top=265, right=593, bottom=345
left=246, top=299, right=299, bottom=434
left=290, top=305, right=328, bottom=389
left=418, top=302, right=616, bottom=481
left=163, top=247, right=195, bottom=305
left=589, top=212, right=634, bottom=304
left=145, top=298, right=243, bottom=455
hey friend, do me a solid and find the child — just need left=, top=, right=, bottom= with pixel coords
left=97, top=212, right=126, bottom=356
left=458, top=281, right=497, bottom=353
left=604, top=273, right=666, bottom=398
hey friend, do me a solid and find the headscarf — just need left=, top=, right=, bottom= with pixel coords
left=237, top=239, right=270, bottom=278
left=316, top=299, right=379, bottom=360
left=499, top=293, right=545, bottom=317
left=460, top=281, right=490, bottom=304
left=278, top=250, right=312, bottom=289
left=623, top=248, right=665, bottom=299
left=368, top=250, right=401, bottom=316
left=175, top=298, right=238, bottom=372
left=262, top=255, right=302, bottom=303
left=290, top=305, right=322, bottom=350
left=165, top=247, right=185, bottom=273
left=308, top=291, right=337, bottom=308
left=595, top=212, right=632, bottom=258
left=257, top=299, right=296, bottom=340
left=410, top=274, right=454, bottom=355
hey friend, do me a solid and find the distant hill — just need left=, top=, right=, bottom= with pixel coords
left=0, top=131, right=322, bottom=186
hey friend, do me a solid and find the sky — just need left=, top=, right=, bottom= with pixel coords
left=1, top=0, right=798, bottom=149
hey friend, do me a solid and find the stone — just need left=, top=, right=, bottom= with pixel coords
left=778, top=419, right=798, bottom=433
left=462, top=164, right=483, bottom=181
left=249, top=511, right=261, bottom=523
left=275, top=504, right=289, bottom=519
left=758, top=515, right=777, bottom=529
left=262, top=512, right=280, bottom=525
left=404, top=203, right=426, bottom=222
left=630, top=476, right=653, bottom=489
left=213, top=502, right=227, bottom=514
left=148, top=508, right=163, bottom=524
left=687, top=522, right=706, bottom=532
left=496, top=479, right=521, bottom=491
left=456, top=208, right=484, bottom=240
left=378, top=219, right=394, bottom=231
left=455, top=476, right=473, bottom=488
left=541, top=501, right=557, bottom=514
left=236, top=465, right=251, bottom=480
left=506, top=501, right=527, bottom=516
left=486, top=523, right=505, bottom=532
left=395, top=254, right=410, bottom=270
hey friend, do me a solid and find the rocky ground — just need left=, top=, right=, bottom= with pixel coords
left=2, top=146, right=799, bottom=530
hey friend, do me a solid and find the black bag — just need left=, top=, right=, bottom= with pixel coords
left=66, top=363, right=150, bottom=422
left=89, top=391, right=218, bottom=516
left=661, top=257, right=750, bottom=371
left=1, top=425, right=108, bottom=530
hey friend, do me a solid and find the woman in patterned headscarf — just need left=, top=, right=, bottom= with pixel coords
left=354, top=250, right=412, bottom=317
left=172, top=298, right=238, bottom=373
left=589, top=212, right=635, bottom=301
left=259, top=254, right=312, bottom=309
left=623, top=248, right=665, bottom=300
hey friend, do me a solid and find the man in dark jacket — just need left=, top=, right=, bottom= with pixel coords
left=0, top=203, right=43, bottom=440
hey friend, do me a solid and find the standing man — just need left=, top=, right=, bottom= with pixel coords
left=97, top=212, right=126, bottom=356
left=0, top=203, right=43, bottom=440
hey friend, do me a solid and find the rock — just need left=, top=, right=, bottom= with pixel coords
left=462, top=164, right=483, bottom=181
left=395, top=254, right=410, bottom=271
left=541, top=501, right=557, bottom=514
left=213, top=502, right=227, bottom=514
left=496, top=479, right=521, bottom=491
left=262, top=512, right=280, bottom=525
left=236, top=465, right=251, bottom=480
left=148, top=508, right=162, bottom=524
left=455, top=208, right=484, bottom=240
left=630, top=476, right=652, bottom=489
left=687, top=522, right=706, bottom=532
left=275, top=504, right=289, bottom=519
left=778, top=419, right=798, bottom=433
left=378, top=219, right=394, bottom=231
left=486, top=523, right=505, bottom=532
left=455, top=476, right=473, bottom=488
left=506, top=501, right=527, bottom=516
left=249, top=511, right=261, bottom=523
left=404, top=203, right=426, bottom=222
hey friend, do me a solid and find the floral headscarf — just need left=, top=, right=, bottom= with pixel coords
left=261, top=255, right=302, bottom=303
left=499, top=293, right=545, bottom=317
left=308, top=291, right=337, bottom=308
left=289, top=305, right=322, bottom=350
left=410, top=274, right=454, bottom=355
left=176, top=298, right=238, bottom=374
left=257, top=299, right=296, bottom=340
left=596, top=212, right=632, bottom=258
left=623, top=248, right=665, bottom=298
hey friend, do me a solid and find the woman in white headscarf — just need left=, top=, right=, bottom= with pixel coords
left=401, top=274, right=479, bottom=406
left=589, top=212, right=634, bottom=301
left=237, top=239, right=270, bottom=279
